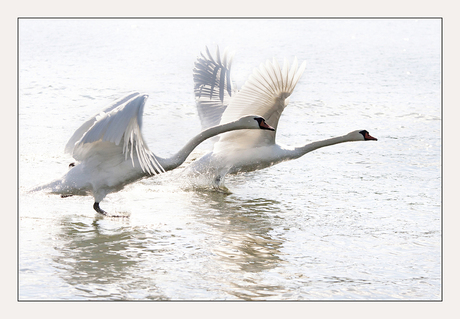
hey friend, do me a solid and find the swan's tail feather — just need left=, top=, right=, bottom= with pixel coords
left=29, top=179, right=64, bottom=193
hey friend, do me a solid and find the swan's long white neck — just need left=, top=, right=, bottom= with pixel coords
left=287, top=134, right=359, bottom=161
left=156, top=121, right=256, bottom=171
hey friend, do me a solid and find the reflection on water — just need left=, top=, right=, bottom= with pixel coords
left=52, top=216, right=167, bottom=300
left=48, top=188, right=295, bottom=300
left=191, top=191, right=284, bottom=271
left=189, top=190, right=289, bottom=299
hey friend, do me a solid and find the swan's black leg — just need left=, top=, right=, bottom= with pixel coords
left=93, top=202, right=128, bottom=218
left=93, top=202, right=108, bottom=216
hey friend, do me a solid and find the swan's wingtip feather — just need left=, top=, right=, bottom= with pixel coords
left=299, top=60, right=307, bottom=72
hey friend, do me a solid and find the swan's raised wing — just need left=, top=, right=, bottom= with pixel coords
left=64, top=92, right=140, bottom=154
left=214, top=57, right=306, bottom=151
left=65, top=92, right=164, bottom=175
left=193, top=46, right=235, bottom=130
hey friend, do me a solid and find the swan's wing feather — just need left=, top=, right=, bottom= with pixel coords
left=215, top=57, right=306, bottom=150
left=193, top=46, right=235, bottom=130
left=64, top=92, right=140, bottom=154
left=68, top=93, right=164, bottom=175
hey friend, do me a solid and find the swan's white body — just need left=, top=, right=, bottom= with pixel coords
left=187, top=47, right=377, bottom=186
left=35, top=92, right=274, bottom=215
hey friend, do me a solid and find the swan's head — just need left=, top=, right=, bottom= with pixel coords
left=235, top=115, right=275, bottom=131
left=347, top=130, right=378, bottom=141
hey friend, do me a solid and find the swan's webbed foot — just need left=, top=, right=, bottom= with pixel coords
left=93, top=202, right=129, bottom=218
left=93, top=202, right=108, bottom=216
left=213, top=185, right=232, bottom=194
left=212, top=175, right=232, bottom=194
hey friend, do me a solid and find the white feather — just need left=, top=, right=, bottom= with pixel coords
left=69, top=93, right=163, bottom=175
left=187, top=47, right=376, bottom=188
left=35, top=91, right=274, bottom=214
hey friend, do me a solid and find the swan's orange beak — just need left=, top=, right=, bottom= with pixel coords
left=260, top=120, right=275, bottom=131
left=364, top=132, right=378, bottom=141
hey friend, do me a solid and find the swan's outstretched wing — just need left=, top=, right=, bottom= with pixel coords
left=213, top=57, right=306, bottom=151
left=64, top=92, right=140, bottom=154
left=65, top=92, right=164, bottom=175
left=193, top=46, right=235, bottom=130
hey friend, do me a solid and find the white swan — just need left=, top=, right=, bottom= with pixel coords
left=186, top=47, right=377, bottom=188
left=34, top=92, right=274, bottom=216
